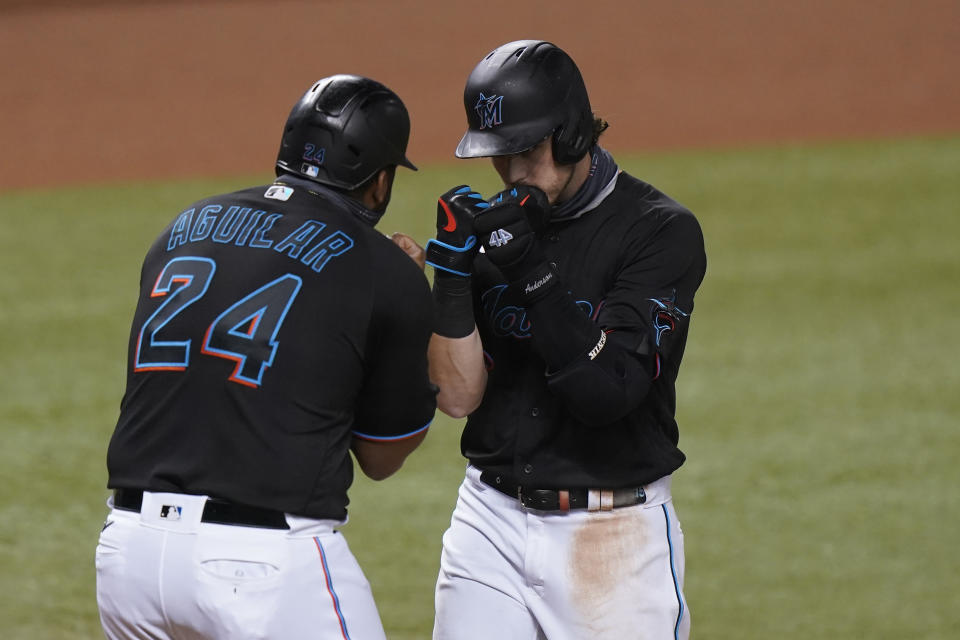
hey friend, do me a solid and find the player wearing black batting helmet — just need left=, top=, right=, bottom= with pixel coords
left=97, top=74, right=436, bottom=640
left=427, top=40, right=706, bottom=639
left=455, top=39, right=596, bottom=164
left=277, top=74, right=417, bottom=192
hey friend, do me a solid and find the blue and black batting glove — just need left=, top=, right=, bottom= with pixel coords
left=425, top=185, right=489, bottom=277
left=477, top=185, right=550, bottom=279
left=476, top=185, right=558, bottom=304
left=487, top=184, right=552, bottom=234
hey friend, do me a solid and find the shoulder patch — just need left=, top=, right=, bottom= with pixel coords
left=264, top=185, right=294, bottom=201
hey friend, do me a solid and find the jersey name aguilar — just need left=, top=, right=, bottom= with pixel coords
left=166, top=204, right=353, bottom=273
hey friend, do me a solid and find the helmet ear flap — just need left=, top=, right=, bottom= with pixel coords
left=551, top=109, right=592, bottom=164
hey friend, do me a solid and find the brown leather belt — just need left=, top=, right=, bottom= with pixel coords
left=113, top=489, right=290, bottom=530
left=479, top=471, right=646, bottom=512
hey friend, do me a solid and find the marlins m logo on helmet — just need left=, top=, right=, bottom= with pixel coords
left=474, top=93, right=503, bottom=130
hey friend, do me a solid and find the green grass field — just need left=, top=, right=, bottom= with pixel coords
left=1, top=136, right=958, bottom=639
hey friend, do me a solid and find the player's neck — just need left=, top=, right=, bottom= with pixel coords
left=555, top=151, right=593, bottom=206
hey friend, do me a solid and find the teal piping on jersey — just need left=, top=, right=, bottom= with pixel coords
left=314, top=537, right=352, bottom=640
left=663, top=504, right=686, bottom=639
left=352, top=419, right=432, bottom=442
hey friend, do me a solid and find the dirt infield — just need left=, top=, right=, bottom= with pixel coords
left=1, top=0, right=958, bottom=190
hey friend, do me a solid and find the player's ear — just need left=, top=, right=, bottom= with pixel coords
left=366, top=166, right=396, bottom=214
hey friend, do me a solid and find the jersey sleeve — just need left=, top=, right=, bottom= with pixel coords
left=540, top=208, right=706, bottom=425
left=352, top=244, right=438, bottom=441
left=597, top=207, right=706, bottom=361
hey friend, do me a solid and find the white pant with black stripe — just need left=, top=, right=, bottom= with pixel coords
left=96, top=491, right=386, bottom=640
left=434, top=466, right=689, bottom=640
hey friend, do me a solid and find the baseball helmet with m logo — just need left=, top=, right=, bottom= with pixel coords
left=456, top=40, right=594, bottom=164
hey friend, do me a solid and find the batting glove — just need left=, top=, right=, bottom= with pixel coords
left=426, top=185, right=488, bottom=338
left=425, top=185, right=488, bottom=277
left=475, top=185, right=558, bottom=305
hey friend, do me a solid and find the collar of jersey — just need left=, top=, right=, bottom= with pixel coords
left=549, top=145, right=620, bottom=223
left=274, top=175, right=383, bottom=227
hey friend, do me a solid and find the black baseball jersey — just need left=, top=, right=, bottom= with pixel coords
left=465, top=171, right=706, bottom=489
left=107, top=176, right=436, bottom=520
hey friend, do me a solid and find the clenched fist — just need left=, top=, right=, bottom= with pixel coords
left=425, top=185, right=489, bottom=277
left=389, top=232, right=426, bottom=270
left=473, top=185, right=557, bottom=304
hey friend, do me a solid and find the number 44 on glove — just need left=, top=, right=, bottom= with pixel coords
left=487, top=228, right=514, bottom=247
left=475, top=185, right=557, bottom=304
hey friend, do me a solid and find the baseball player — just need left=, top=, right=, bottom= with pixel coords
left=425, top=41, right=707, bottom=639
left=95, top=74, right=437, bottom=640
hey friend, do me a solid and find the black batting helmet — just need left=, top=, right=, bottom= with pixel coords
left=455, top=40, right=593, bottom=164
left=276, top=74, right=416, bottom=191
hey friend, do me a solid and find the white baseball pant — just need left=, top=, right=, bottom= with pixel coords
left=95, top=491, right=387, bottom=639
left=433, top=466, right=689, bottom=640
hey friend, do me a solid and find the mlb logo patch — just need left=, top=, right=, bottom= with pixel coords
left=160, top=505, right=182, bottom=521
left=264, top=185, right=294, bottom=201
left=301, top=163, right=320, bottom=178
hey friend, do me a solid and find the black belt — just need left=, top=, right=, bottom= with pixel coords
left=113, top=489, right=290, bottom=530
left=479, top=470, right=646, bottom=512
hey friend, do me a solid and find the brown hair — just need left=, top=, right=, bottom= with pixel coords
left=591, top=115, right=610, bottom=147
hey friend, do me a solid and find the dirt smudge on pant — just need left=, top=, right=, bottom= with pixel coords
left=567, top=508, right=648, bottom=636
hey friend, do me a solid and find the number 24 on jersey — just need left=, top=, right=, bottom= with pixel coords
left=134, top=256, right=301, bottom=388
